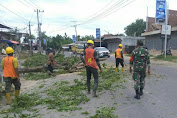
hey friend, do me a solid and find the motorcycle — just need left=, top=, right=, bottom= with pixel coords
left=161, top=47, right=172, bottom=56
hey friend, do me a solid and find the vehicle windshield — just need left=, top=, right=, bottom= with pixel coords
left=96, top=47, right=108, bottom=51
left=78, top=46, right=84, bottom=49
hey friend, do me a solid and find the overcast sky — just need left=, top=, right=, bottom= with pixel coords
left=0, top=0, right=177, bottom=38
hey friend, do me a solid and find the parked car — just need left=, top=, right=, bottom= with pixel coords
left=75, top=45, right=84, bottom=54
left=95, top=47, right=110, bottom=58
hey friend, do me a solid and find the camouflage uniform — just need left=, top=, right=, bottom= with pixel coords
left=0, top=82, right=2, bottom=98
left=130, top=46, right=150, bottom=90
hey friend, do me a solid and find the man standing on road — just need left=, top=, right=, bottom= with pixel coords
left=80, top=40, right=102, bottom=97
left=2, top=47, right=21, bottom=104
left=115, top=44, right=124, bottom=72
left=130, top=40, right=150, bottom=99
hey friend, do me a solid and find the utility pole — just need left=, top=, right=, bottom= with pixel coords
left=35, top=9, right=44, bottom=53
left=71, top=21, right=78, bottom=43
left=146, top=6, right=149, bottom=31
left=164, top=0, right=168, bottom=58
left=28, top=21, right=33, bottom=56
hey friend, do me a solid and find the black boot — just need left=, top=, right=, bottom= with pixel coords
left=134, top=90, right=140, bottom=99
left=139, top=88, right=143, bottom=96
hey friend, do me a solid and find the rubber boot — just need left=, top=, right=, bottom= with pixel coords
left=116, top=68, right=118, bottom=72
left=139, top=88, right=143, bottom=96
left=93, top=92, right=97, bottom=97
left=15, top=90, right=20, bottom=97
left=6, top=93, right=11, bottom=105
left=134, top=90, right=140, bottom=99
left=122, top=67, right=125, bottom=72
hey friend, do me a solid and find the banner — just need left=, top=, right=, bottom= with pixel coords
left=72, top=35, right=76, bottom=43
left=96, top=28, right=100, bottom=39
left=156, top=0, right=166, bottom=24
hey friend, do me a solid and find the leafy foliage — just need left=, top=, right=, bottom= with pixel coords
left=22, top=54, right=47, bottom=68
left=43, top=80, right=89, bottom=111
left=124, top=19, right=146, bottom=36
left=90, top=107, right=118, bottom=118
left=47, top=33, right=72, bottom=50
left=80, top=35, right=95, bottom=41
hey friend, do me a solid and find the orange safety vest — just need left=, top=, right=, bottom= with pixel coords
left=3, top=56, right=17, bottom=78
left=116, top=48, right=122, bottom=59
left=85, top=48, right=98, bottom=69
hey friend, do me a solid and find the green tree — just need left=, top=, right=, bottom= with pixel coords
left=124, top=19, right=146, bottom=36
left=47, top=33, right=72, bottom=51
left=80, top=35, right=94, bottom=41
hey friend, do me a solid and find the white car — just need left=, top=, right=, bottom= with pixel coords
left=95, top=47, right=110, bottom=58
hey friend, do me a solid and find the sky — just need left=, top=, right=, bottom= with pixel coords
left=0, top=0, right=177, bottom=38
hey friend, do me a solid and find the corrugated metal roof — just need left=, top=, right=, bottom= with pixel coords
left=0, top=24, right=12, bottom=29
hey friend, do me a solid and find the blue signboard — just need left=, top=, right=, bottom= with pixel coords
left=96, top=28, right=100, bottom=39
left=43, top=39, right=46, bottom=44
left=156, top=0, right=166, bottom=24
left=72, top=35, right=76, bottom=43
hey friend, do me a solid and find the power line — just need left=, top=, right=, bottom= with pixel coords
left=82, top=0, right=116, bottom=21
left=78, top=0, right=135, bottom=26
left=23, top=0, right=38, bottom=9
left=47, top=0, right=135, bottom=34
left=28, top=0, right=43, bottom=10
left=16, top=0, right=33, bottom=9
left=0, top=3, right=29, bottom=22
left=78, top=0, right=127, bottom=25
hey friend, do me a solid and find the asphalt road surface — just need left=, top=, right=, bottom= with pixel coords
left=103, top=54, right=177, bottom=118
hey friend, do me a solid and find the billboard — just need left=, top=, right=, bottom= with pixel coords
left=96, top=28, right=100, bottom=39
left=72, top=35, right=76, bottom=43
left=156, top=0, right=166, bottom=24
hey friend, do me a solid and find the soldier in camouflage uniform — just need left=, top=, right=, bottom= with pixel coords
left=129, top=40, right=150, bottom=99
left=0, top=82, right=2, bottom=99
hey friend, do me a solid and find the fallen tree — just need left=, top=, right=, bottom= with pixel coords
left=19, top=62, right=85, bottom=74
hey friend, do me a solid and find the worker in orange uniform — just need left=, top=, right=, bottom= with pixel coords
left=115, top=44, right=124, bottom=72
left=2, top=47, right=20, bottom=105
left=80, top=40, right=102, bottom=97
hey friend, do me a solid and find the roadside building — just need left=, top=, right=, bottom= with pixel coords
left=141, top=10, right=177, bottom=51
left=102, top=35, right=144, bottom=53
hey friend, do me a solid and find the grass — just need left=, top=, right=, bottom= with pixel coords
left=90, top=107, right=118, bottom=118
left=154, top=55, right=177, bottom=62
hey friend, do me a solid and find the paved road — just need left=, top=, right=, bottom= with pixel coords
left=1, top=52, right=177, bottom=118
left=103, top=55, right=177, bottom=118
left=63, top=51, right=177, bottom=118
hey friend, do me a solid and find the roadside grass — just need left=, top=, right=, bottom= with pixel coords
left=153, top=55, right=177, bottom=62
left=90, top=107, right=118, bottom=118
